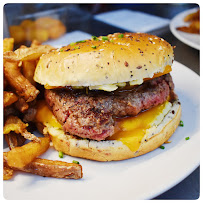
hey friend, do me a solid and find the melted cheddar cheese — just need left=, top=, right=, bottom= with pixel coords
left=36, top=100, right=171, bottom=152
left=144, top=65, right=172, bottom=81
left=107, top=101, right=171, bottom=151
left=153, top=65, right=172, bottom=78
left=36, top=101, right=62, bottom=129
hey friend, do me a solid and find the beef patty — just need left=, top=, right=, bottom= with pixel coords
left=45, top=74, right=176, bottom=141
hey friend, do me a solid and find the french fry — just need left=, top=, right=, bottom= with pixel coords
left=4, top=78, right=8, bottom=89
left=35, top=122, right=47, bottom=135
left=21, top=129, right=41, bottom=143
left=3, top=153, right=83, bottom=179
left=3, top=166, right=14, bottom=180
left=4, top=61, right=39, bottom=102
left=190, top=20, right=200, bottom=30
left=3, top=51, right=19, bottom=62
left=177, top=25, right=200, bottom=34
left=4, top=115, right=40, bottom=142
left=4, top=115, right=28, bottom=134
left=4, top=131, right=26, bottom=149
left=3, top=38, right=14, bottom=53
left=6, top=137, right=50, bottom=169
left=14, top=44, right=55, bottom=61
left=3, top=153, right=14, bottom=180
left=22, top=158, right=83, bottom=179
left=23, top=107, right=37, bottom=122
left=177, top=9, right=200, bottom=34
left=22, top=61, right=36, bottom=86
left=184, top=9, right=200, bottom=22
left=3, top=45, right=54, bottom=62
left=14, top=97, right=29, bottom=113
left=3, top=91, right=18, bottom=108
left=4, top=106, right=19, bottom=118
left=19, top=45, right=28, bottom=49
left=31, top=39, right=41, bottom=47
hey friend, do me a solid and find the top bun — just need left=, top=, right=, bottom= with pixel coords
left=34, top=33, right=174, bottom=87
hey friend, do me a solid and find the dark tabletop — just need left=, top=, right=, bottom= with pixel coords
left=4, top=3, right=200, bottom=200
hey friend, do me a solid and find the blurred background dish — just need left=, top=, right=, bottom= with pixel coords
left=176, top=9, right=199, bottom=34
left=170, top=8, right=200, bottom=50
left=4, top=4, right=91, bottom=47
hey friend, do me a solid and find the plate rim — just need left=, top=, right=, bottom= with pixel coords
left=140, top=60, right=200, bottom=199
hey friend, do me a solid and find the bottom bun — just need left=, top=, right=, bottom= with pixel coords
left=44, top=100, right=181, bottom=162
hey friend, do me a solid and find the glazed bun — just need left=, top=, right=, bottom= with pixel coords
left=34, top=33, right=174, bottom=87
left=41, top=100, right=181, bottom=162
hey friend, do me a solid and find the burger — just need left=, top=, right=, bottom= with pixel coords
left=33, top=33, right=181, bottom=161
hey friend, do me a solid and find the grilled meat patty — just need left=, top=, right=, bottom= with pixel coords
left=45, top=74, right=176, bottom=141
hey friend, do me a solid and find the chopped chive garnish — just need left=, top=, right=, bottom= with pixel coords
left=92, top=36, right=98, bottom=41
left=74, top=46, right=80, bottom=49
left=118, top=34, right=124, bottom=38
left=159, top=145, right=165, bottom=149
left=76, top=40, right=86, bottom=43
left=91, top=45, right=97, bottom=49
left=102, top=36, right=109, bottom=41
left=179, top=120, right=184, bottom=127
left=72, top=160, right=80, bottom=164
left=59, top=49, right=63, bottom=52
left=110, top=40, right=114, bottom=43
left=70, top=42, right=76, bottom=46
left=185, top=137, right=190, bottom=140
left=59, top=151, right=63, bottom=158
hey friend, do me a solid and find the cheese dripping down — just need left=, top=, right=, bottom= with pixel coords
left=36, top=100, right=172, bottom=152
left=107, top=100, right=171, bottom=151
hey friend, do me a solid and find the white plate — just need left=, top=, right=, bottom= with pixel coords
left=170, top=8, right=200, bottom=50
left=4, top=61, right=200, bottom=200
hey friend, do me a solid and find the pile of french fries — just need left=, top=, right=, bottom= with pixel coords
left=3, top=38, right=83, bottom=180
left=177, top=9, right=200, bottom=34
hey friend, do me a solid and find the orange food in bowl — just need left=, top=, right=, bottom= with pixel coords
left=34, top=28, right=49, bottom=42
left=20, top=19, right=35, bottom=30
left=9, top=25, right=26, bottom=44
left=9, top=16, right=66, bottom=44
left=48, top=24, right=66, bottom=39
left=35, top=17, right=62, bottom=29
